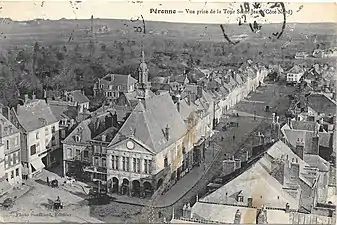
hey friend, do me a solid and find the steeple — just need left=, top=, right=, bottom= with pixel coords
left=137, top=48, right=151, bottom=101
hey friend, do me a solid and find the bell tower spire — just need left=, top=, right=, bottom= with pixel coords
left=137, top=47, right=151, bottom=102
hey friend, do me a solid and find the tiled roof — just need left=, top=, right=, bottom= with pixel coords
left=108, top=92, right=186, bottom=153
left=16, top=100, right=58, bottom=132
left=0, top=113, right=20, bottom=137
left=68, top=90, right=90, bottom=104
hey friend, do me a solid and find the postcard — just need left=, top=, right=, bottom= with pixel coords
left=0, top=1, right=336, bottom=224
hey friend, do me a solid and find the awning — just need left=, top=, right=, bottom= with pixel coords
left=30, top=158, right=45, bottom=172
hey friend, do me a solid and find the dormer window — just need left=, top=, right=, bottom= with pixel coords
left=237, top=196, right=244, bottom=202
left=75, top=135, right=81, bottom=142
left=36, top=132, right=40, bottom=140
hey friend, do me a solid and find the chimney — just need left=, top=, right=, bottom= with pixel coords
left=165, top=125, right=170, bottom=140
left=270, top=159, right=285, bottom=185
left=256, top=206, right=268, bottom=224
left=24, top=94, right=29, bottom=103
left=247, top=198, right=253, bottom=207
left=185, top=203, right=192, bottom=219
left=295, top=138, right=304, bottom=159
left=310, top=134, right=319, bottom=155
left=290, top=158, right=300, bottom=183
left=285, top=203, right=290, bottom=213
left=272, top=113, right=276, bottom=123
left=287, top=118, right=292, bottom=128
left=276, top=116, right=280, bottom=124
left=102, top=134, right=106, bottom=142
left=222, top=159, right=236, bottom=176
left=32, top=92, right=36, bottom=100
left=112, top=111, right=118, bottom=128
left=182, top=204, right=187, bottom=218
left=43, top=89, right=47, bottom=99
left=234, top=209, right=241, bottom=224
left=187, top=92, right=191, bottom=105
left=176, top=102, right=180, bottom=112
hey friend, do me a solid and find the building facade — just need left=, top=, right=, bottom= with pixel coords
left=10, top=96, right=59, bottom=178
left=0, top=113, right=22, bottom=185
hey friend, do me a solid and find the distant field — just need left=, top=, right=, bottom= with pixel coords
left=0, top=19, right=336, bottom=50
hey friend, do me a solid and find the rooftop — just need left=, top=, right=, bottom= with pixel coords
left=16, top=100, right=58, bottom=132
left=108, top=92, right=186, bottom=153
left=307, top=93, right=336, bottom=115
left=0, top=113, right=19, bottom=138
left=66, top=90, right=90, bottom=104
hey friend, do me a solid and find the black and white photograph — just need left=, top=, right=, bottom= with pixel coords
left=0, top=1, right=336, bottom=223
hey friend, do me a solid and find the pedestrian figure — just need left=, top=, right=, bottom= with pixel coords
left=233, top=135, right=236, bottom=142
left=236, top=113, right=239, bottom=117
left=47, top=177, right=50, bottom=186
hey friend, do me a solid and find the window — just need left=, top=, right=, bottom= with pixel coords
left=126, top=157, right=130, bottom=171
left=45, top=138, right=49, bottom=148
left=45, top=127, right=49, bottom=135
left=6, top=140, right=9, bottom=150
left=76, top=149, right=81, bottom=157
left=15, top=136, right=19, bottom=146
left=52, top=137, right=56, bottom=146
left=16, top=168, right=19, bottom=177
left=11, top=170, right=14, bottom=179
left=83, top=150, right=89, bottom=158
left=67, top=148, right=73, bottom=158
left=122, top=157, right=126, bottom=171
left=117, top=85, right=121, bottom=91
left=30, top=145, right=37, bottom=156
left=51, top=126, right=55, bottom=133
left=94, top=157, right=99, bottom=166
left=149, top=160, right=152, bottom=173
left=144, top=159, right=148, bottom=174
left=111, top=156, right=115, bottom=169
left=182, top=146, right=186, bottom=154
left=133, top=158, right=137, bottom=172
left=115, top=156, right=119, bottom=170
left=8, top=155, right=12, bottom=166
left=137, top=158, right=140, bottom=173
left=61, top=130, right=66, bottom=139
left=164, top=156, right=168, bottom=167
left=13, top=153, right=16, bottom=165
left=237, top=196, right=244, bottom=202
left=36, top=132, right=39, bottom=140
left=102, top=158, right=106, bottom=167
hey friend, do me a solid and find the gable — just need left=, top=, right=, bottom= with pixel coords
left=108, top=137, right=155, bottom=155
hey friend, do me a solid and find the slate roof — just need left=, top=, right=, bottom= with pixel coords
left=68, top=90, right=90, bottom=104
left=192, top=202, right=257, bottom=224
left=307, top=93, right=336, bottom=115
left=92, top=126, right=119, bottom=143
left=303, top=154, right=330, bottom=172
left=177, top=98, right=198, bottom=122
left=288, top=65, right=304, bottom=74
left=108, top=92, right=187, bottom=153
left=16, top=100, right=58, bottom=132
left=291, top=120, right=319, bottom=131
left=281, top=124, right=332, bottom=149
left=201, top=141, right=316, bottom=210
left=63, top=111, right=111, bottom=145
left=0, top=113, right=20, bottom=137
left=99, top=74, right=138, bottom=88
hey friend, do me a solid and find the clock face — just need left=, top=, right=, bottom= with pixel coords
left=126, top=140, right=135, bottom=150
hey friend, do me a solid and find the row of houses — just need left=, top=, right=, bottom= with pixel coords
left=170, top=120, right=336, bottom=224
left=0, top=89, right=91, bottom=196
left=0, top=51, right=268, bottom=198
left=61, top=54, right=268, bottom=197
left=168, top=75, right=336, bottom=223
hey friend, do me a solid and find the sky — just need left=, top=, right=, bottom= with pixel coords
left=0, top=1, right=336, bottom=24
